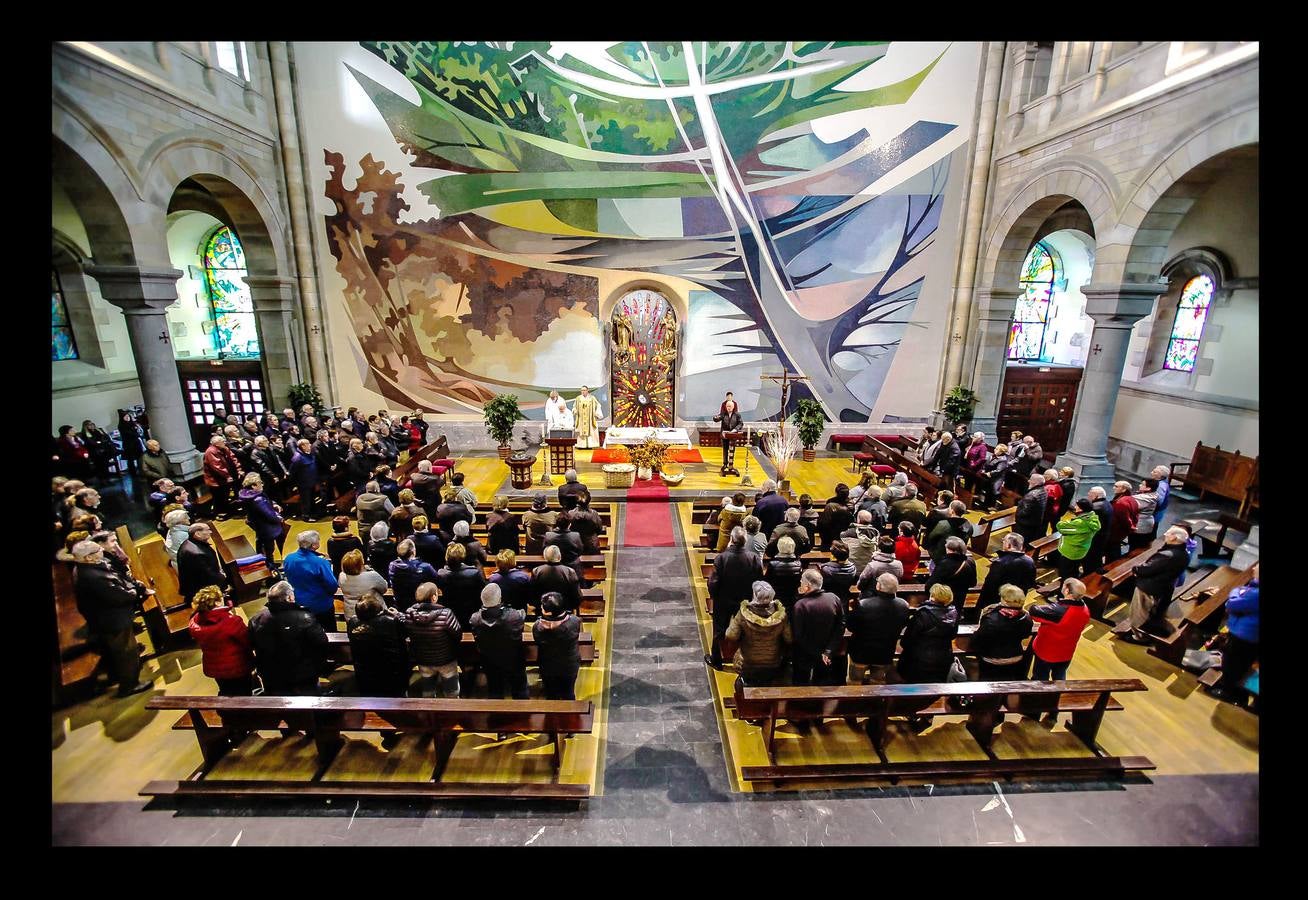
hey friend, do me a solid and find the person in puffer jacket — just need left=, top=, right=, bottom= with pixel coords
left=969, top=584, right=1033, bottom=680
left=469, top=583, right=528, bottom=699
left=1029, top=577, right=1091, bottom=681
left=388, top=539, right=439, bottom=611
left=248, top=581, right=330, bottom=696
left=725, top=581, right=792, bottom=685
left=187, top=585, right=255, bottom=695
left=1211, top=562, right=1259, bottom=703
left=400, top=582, right=462, bottom=697
left=897, top=584, right=960, bottom=684
left=841, top=512, right=880, bottom=573
left=1055, top=498, right=1101, bottom=579
left=533, top=592, right=583, bottom=699
left=715, top=494, right=748, bottom=552
left=347, top=594, right=411, bottom=697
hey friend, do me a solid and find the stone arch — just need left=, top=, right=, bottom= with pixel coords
left=51, top=230, right=107, bottom=368
left=600, top=277, right=687, bottom=322
left=51, top=118, right=143, bottom=269
left=141, top=134, right=289, bottom=277
left=1098, top=103, right=1258, bottom=285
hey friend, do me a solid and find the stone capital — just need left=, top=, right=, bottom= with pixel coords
left=1080, top=282, right=1167, bottom=326
left=245, top=275, right=298, bottom=314
left=973, top=288, right=1018, bottom=319
left=83, top=264, right=183, bottom=313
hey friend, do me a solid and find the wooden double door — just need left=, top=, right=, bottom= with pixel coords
left=177, top=360, right=268, bottom=450
left=997, top=364, right=1082, bottom=455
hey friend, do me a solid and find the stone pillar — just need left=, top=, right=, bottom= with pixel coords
left=967, top=289, right=1017, bottom=443
left=245, top=274, right=299, bottom=409
left=1056, top=283, right=1165, bottom=496
left=84, top=265, right=203, bottom=481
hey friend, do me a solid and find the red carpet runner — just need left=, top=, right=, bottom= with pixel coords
left=622, top=478, right=675, bottom=547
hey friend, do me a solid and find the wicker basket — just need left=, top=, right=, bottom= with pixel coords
left=602, top=463, right=636, bottom=488
left=660, top=462, right=686, bottom=485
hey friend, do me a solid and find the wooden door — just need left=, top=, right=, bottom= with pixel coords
left=997, top=365, right=1082, bottom=454
left=177, top=360, right=268, bottom=449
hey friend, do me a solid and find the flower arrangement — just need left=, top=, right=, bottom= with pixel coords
left=627, top=436, right=670, bottom=474
left=606, top=445, right=632, bottom=464
left=761, top=424, right=802, bottom=482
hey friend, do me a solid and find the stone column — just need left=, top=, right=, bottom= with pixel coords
left=84, top=265, right=203, bottom=481
left=245, top=274, right=299, bottom=409
left=1056, top=283, right=1165, bottom=496
left=967, top=289, right=1017, bottom=443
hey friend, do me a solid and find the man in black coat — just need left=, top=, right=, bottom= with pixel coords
left=1084, top=485, right=1114, bottom=573
left=925, top=537, right=979, bottom=622
left=571, top=494, right=604, bottom=555
left=1118, top=526, right=1192, bottom=642
left=557, top=469, right=587, bottom=512
left=979, top=532, right=1037, bottom=608
left=791, top=569, right=845, bottom=687
left=544, top=513, right=586, bottom=583
left=531, top=545, right=583, bottom=613
left=1014, top=474, right=1048, bottom=547
left=705, top=527, right=764, bottom=669
left=408, top=460, right=445, bottom=511
left=435, top=543, right=488, bottom=628
left=931, top=433, right=962, bottom=489
left=751, top=480, right=789, bottom=540
left=347, top=595, right=411, bottom=697
left=819, top=540, right=859, bottom=606
left=176, top=523, right=229, bottom=603
left=845, top=571, right=909, bottom=684
left=289, top=439, right=322, bottom=521
left=411, top=517, right=446, bottom=568
left=71, top=541, right=152, bottom=697
left=249, top=581, right=330, bottom=695
left=435, top=497, right=474, bottom=543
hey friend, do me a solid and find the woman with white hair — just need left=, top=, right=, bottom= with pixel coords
left=970, top=584, right=1034, bottom=680
left=238, top=472, right=287, bottom=570
left=724, top=581, right=791, bottom=686
left=163, top=508, right=192, bottom=563
left=883, top=471, right=910, bottom=504
left=367, top=520, right=399, bottom=579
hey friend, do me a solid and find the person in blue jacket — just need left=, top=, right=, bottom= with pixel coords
left=238, top=473, right=287, bottom=570
left=1210, top=562, right=1259, bottom=704
left=283, top=529, right=341, bottom=633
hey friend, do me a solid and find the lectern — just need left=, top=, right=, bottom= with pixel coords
left=545, top=437, right=577, bottom=475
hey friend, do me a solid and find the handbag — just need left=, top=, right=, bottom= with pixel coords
left=947, top=656, right=968, bottom=683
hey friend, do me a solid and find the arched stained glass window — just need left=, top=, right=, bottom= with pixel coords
left=1007, top=242, right=1058, bottom=361
left=1163, top=274, right=1214, bottom=372
left=202, top=226, right=260, bottom=359
left=52, top=267, right=78, bottom=361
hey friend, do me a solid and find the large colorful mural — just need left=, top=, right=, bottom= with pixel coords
left=316, top=41, right=977, bottom=421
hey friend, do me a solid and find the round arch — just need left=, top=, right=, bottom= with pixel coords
left=51, top=130, right=141, bottom=269
left=1103, top=105, right=1259, bottom=285
left=599, top=277, right=687, bottom=323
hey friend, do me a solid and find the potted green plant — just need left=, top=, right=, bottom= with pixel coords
left=483, top=394, right=525, bottom=461
left=287, top=382, right=324, bottom=415
left=942, top=385, right=979, bottom=430
left=791, top=398, right=826, bottom=463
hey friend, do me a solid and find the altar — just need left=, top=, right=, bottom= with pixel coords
left=603, top=426, right=691, bottom=448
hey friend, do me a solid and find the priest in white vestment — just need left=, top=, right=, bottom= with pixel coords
left=545, top=392, right=575, bottom=437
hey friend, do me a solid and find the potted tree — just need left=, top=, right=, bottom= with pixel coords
left=942, top=385, right=979, bottom=430
left=483, top=394, right=525, bottom=461
left=792, top=398, right=826, bottom=463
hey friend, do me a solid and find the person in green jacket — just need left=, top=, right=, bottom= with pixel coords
left=1055, top=497, right=1101, bottom=579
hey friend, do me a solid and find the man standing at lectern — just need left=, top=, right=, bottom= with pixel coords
left=573, top=386, right=603, bottom=450
left=713, top=393, right=744, bottom=477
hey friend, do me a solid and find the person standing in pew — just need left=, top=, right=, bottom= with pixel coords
left=485, top=496, right=521, bottom=555
left=797, top=494, right=820, bottom=538
left=817, top=484, right=853, bottom=548
left=1028, top=578, right=1090, bottom=682
left=706, top=527, right=764, bottom=670
left=1107, top=481, right=1139, bottom=564
left=471, top=584, right=529, bottom=699
left=356, top=481, right=394, bottom=531
left=448, top=471, right=479, bottom=519
left=764, top=536, right=804, bottom=617
left=1115, top=526, right=1191, bottom=644
left=820, top=540, right=858, bottom=607
left=743, top=516, right=768, bottom=557
left=534, top=592, right=583, bottom=700
left=451, top=520, right=489, bottom=570
left=400, top=582, right=462, bottom=698
left=389, top=539, right=440, bottom=612
left=970, top=584, right=1034, bottom=681
left=491, top=550, right=534, bottom=612
left=283, top=530, right=342, bottom=633
left=1129, top=479, right=1161, bottom=551
left=973, top=444, right=1012, bottom=511
left=846, top=572, right=909, bottom=685
left=290, top=438, right=324, bottom=522
left=1209, top=562, right=1259, bottom=705
left=1054, top=498, right=1101, bottom=580
left=925, top=537, right=978, bottom=623
left=979, top=533, right=1037, bottom=610
left=921, top=490, right=956, bottom=540
left=558, top=468, right=587, bottom=512
left=522, top=493, right=557, bottom=555
left=842, top=510, right=880, bottom=575
left=436, top=542, right=487, bottom=629
left=1084, top=486, right=1114, bottom=574
left=1014, top=474, right=1048, bottom=548
left=530, top=545, right=582, bottom=615
left=894, top=522, right=921, bottom=582
left=751, top=480, right=789, bottom=539
left=897, top=584, right=960, bottom=698
left=238, top=473, right=287, bottom=571
left=248, top=581, right=330, bottom=697
left=327, top=516, right=365, bottom=577
left=854, top=486, right=889, bottom=532
left=767, top=507, right=811, bottom=557
left=857, top=535, right=905, bottom=595
left=407, top=459, right=445, bottom=512
left=176, top=523, right=229, bottom=604
left=70, top=540, right=153, bottom=698
left=925, top=500, right=974, bottom=566
left=436, top=489, right=474, bottom=543
left=348, top=595, right=412, bottom=698
left=889, top=483, right=929, bottom=531
left=1149, top=465, right=1173, bottom=539
left=572, top=492, right=604, bottom=555
left=188, top=585, right=255, bottom=696
left=338, top=549, right=390, bottom=620
left=725, top=581, right=792, bottom=687
left=543, top=513, right=585, bottom=585
left=411, top=515, right=446, bottom=569
left=716, top=494, right=749, bottom=552
left=791, top=569, right=845, bottom=687
left=367, top=521, right=399, bottom=578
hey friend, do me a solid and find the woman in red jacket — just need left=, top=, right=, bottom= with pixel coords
left=187, top=585, right=255, bottom=695
left=1028, top=577, right=1091, bottom=681
left=894, top=521, right=921, bottom=582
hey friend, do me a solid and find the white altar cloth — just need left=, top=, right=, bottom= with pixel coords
left=603, top=427, right=691, bottom=448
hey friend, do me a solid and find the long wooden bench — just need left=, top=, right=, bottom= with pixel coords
left=324, top=629, right=596, bottom=666
left=333, top=585, right=606, bottom=621
left=1147, top=565, right=1256, bottom=667
left=1170, top=441, right=1258, bottom=518
left=969, top=507, right=1017, bottom=555
left=732, top=677, right=1153, bottom=783
left=116, top=526, right=193, bottom=651
left=210, top=529, right=274, bottom=603
left=140, top=694, right=593, bottom=801
left=51, top=560, right=102, bottom=706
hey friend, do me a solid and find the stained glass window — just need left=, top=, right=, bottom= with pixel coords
left=201, top=225, right=261, bottom=359
left=1163, top=274, right=1214, bottom=372
left=1007, top=242, right=1057, bottom=361
left=52, top=268, right=78, bottom=361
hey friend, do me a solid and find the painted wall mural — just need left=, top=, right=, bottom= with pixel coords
left=318, top=41, right=977, bottom=421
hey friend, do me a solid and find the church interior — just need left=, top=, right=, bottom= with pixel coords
left=51, top=40, right=1259, bottom=846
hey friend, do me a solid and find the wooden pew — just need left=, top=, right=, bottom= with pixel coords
left=1193, top=513, right=1252, bottom=562
left=324, top=629, right=596, bottom=666
left=113, top=526, right=176, bottom=654
left=140, top=694, right=593, bottom=801
left=1170, top=442, right=1258, bottom=518
left=731, top=677, right=1153, bottom=783
left=51, top=560, right=102, bottom=706
left=1147, top=565, right=1256, bottom=667
left=1078, top=537, right=1167, bottom=621
left=333, top=584, right=607, bottom=620
left=1026, top=532, right=1063, bottom=567
left=969, top=507, right=1017, bottom=556
left=210, top=529, right=275, bottom=603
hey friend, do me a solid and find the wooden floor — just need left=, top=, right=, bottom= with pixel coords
left=51, top=460, right=616, bottom=803
left=674, top=495, right=1259, bottom=794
